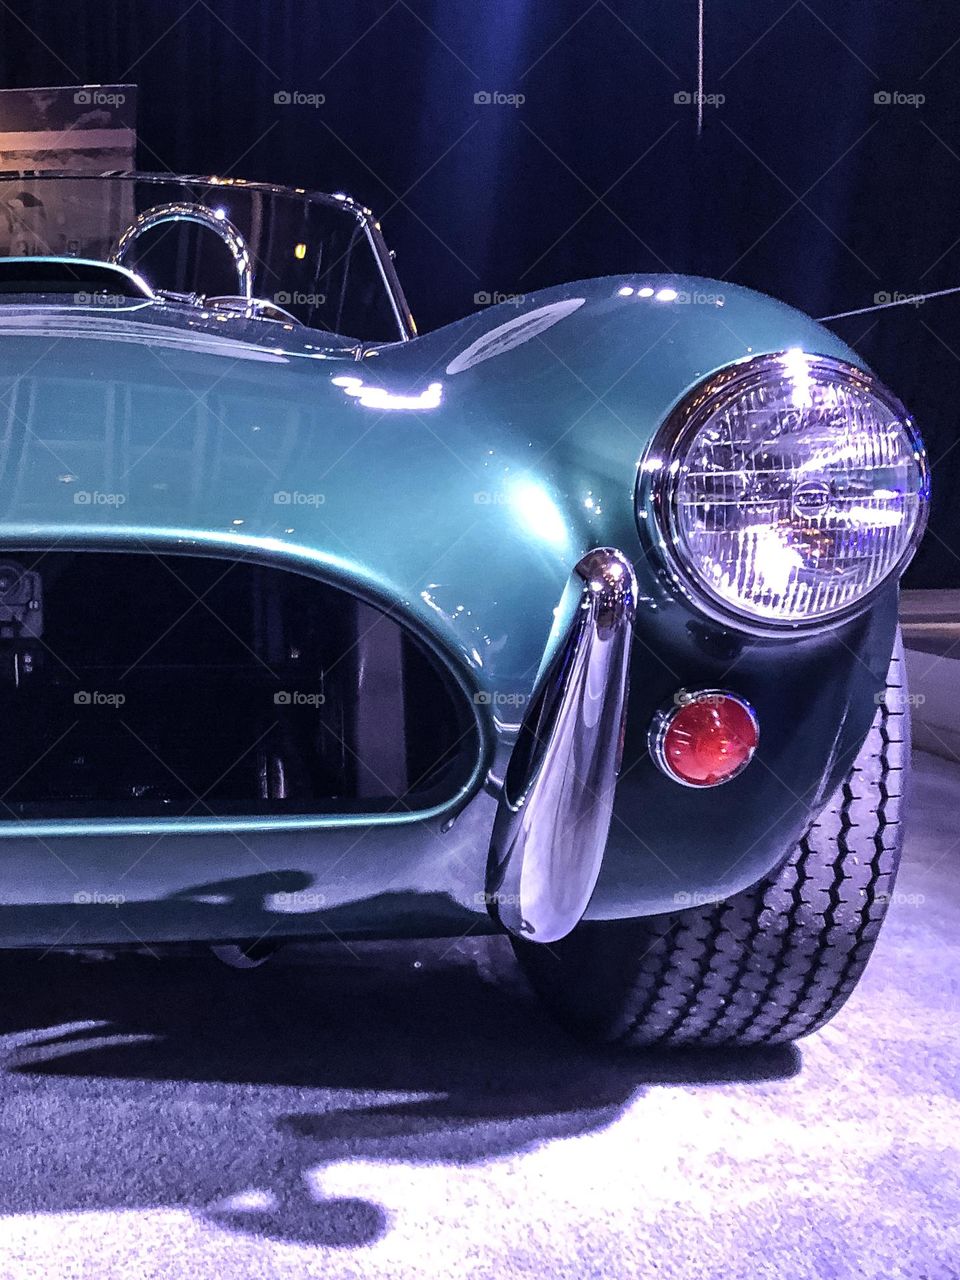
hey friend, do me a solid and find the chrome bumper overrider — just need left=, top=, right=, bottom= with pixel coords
left=485, top=548, right=638, bottom=943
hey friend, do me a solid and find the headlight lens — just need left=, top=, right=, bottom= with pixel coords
left=645, top=351, right=929, bottom=626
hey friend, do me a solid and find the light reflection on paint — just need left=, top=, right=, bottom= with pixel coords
left=507, top=478, right=569, bottom=549
left=331, top=374, right=443, bottom=410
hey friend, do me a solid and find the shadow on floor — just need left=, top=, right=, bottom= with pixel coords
left=0, top=939, right=800, bottom=1247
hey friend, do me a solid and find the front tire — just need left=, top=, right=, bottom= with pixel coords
left=512, top=636, right=908, bottom=1047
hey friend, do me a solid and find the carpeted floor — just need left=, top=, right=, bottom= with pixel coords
left=0, top=751, right=957, bottom=1280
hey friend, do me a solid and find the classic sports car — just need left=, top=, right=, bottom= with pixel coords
left=0, top=172, right=927, bottom=1048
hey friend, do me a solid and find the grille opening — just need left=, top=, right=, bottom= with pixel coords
left=0, top=552, right=479, bottom=820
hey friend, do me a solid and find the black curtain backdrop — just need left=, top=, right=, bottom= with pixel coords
left=0, top=0, right=957, bottom=585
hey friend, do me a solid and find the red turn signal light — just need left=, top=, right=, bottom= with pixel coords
left=650, top=691, right=759, bottom=788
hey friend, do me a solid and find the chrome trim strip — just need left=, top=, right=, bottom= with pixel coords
left=361, top=215, right=415, bottom=342
left=204, top=295, right=303, bottom=325
left=637, top=350, right=931, bottom=636
left=485, top=548, right=637, bottom=944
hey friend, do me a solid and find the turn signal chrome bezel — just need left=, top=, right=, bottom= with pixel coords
left=649, top=690, right=759, bottom=788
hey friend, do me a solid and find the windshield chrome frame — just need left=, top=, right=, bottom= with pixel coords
left=0, top=169, right=416, bottom=342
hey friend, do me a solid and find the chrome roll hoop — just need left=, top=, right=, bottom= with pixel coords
left=112, top=201, right=254, bottom=300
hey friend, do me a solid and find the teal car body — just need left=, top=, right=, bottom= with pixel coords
left=0, top=176, right=911, bottom=951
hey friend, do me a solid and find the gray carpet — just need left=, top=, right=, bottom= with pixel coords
left=0, top=750, right=957, bottom=1279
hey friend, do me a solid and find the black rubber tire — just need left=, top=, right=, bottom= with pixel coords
left=512, top=635, right=908, bottom=1047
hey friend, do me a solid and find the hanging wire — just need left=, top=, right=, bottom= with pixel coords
left=697, top=0, right=705, bottom=137
left=818, top=284, right=960, bottom=322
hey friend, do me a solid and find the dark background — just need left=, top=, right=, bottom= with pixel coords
left=0, top=0, right=957, bottom=585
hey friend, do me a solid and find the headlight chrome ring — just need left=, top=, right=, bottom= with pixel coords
left=638, top=351, right=929, bottom=631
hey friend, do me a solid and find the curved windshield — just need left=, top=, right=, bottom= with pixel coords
left=0, top=171, right=411, bottom=342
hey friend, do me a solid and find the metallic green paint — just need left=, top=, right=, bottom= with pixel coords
left=0, top=271, right=901, bottom=944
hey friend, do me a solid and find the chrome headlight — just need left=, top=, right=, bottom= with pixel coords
left=642, top=351, right=929, bottom=627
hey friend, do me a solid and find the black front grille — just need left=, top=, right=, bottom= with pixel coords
left=0, top=552, right=479, bottom=820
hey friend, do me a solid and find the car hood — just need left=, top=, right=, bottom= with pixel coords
left=0, top=276, right=859, bottom=690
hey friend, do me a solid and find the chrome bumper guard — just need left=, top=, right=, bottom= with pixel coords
left=485, top=548, right=638, bottom=943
